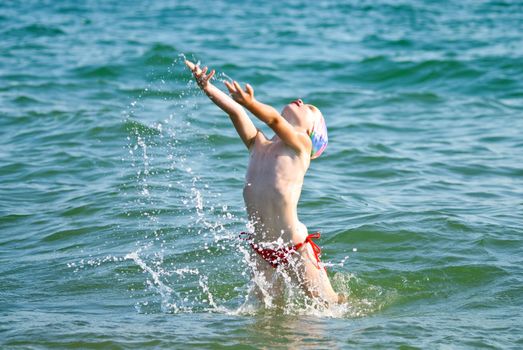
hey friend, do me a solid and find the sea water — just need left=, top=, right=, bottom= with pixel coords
left=1, top=0, right=522, bottom=348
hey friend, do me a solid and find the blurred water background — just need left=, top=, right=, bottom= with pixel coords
left=1, top=0, right=523, bottom=348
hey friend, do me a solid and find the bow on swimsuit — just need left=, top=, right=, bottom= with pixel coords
left=240, top=232, right=326, bottom=271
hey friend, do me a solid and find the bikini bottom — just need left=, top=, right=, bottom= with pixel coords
left=240, top=231, right=325, bottom=270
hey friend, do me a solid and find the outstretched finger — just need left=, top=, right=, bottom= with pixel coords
left=245, top=83, right=254, bottom=97
left=185, top=60, right=195, bottom=70
left=205, top=69, right=215, bottom=83
left=233, top=81, right=244, bottom=95
left=201, top=66, right=208, bottom=75
left=224, top=81, right=234, bottom=93
left=194, top=65, right=202, bottom=75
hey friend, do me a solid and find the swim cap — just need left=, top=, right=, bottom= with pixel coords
left=309, top=114, right=328, bottom=159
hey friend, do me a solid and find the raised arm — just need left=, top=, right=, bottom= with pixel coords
left=225, top=81, right=308, bottom=155
left=185, top=60, right=258, bottom=150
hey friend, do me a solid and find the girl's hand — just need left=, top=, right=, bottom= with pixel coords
left=185, top=60, right=215, bottom=90
left=224, top=80, right=255, bottom=108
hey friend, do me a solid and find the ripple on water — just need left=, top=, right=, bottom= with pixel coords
left=3, top=24, right=66, bottom=38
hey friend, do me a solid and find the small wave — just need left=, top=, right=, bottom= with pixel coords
left=363, top=35, right=415, bottom=49
left=0, top=213, right=32, bottom=227
left=249, top=71, right=285, bottom=85
left=42, top=227, right=92, bottom=243
left=341, top=57, right=483, bottom=89
left=292, top=61, right=345, bottom=70
left=0, top=81, right=82, bottom=94
left=11, top=95, right=45, bottom=105
left=350, top=121, right=424, bottom=133
left=348, top=154, right=414, bottom=166
left=124, top=119, right=162, bottom=136
left=72, top=65, right=123, bottom=79
left=141, top=43, right=178, bottom=66
left=384, top=91, right=442, bottom=104
left=3, top=24, right=65, bottom=38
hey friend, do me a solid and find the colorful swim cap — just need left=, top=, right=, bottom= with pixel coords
left=309, top=114, right=328, bottom=159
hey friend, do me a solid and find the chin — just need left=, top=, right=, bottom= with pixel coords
left=281, top=106, right=295, bottom=120
left=282, top=103, right=294, bottom=114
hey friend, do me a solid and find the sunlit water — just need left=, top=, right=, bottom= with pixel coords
left=1, top=0, right=523, bottom=348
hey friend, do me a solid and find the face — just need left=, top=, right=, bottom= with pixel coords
left=281, top=99, right=322, bottom=134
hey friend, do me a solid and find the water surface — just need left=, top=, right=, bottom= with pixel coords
left=1, top=0, right=523, bottom=348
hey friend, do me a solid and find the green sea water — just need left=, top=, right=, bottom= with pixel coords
left=1, top=0, right=523, bottom=348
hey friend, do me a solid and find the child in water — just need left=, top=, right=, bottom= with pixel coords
left=185, top=60, right=344, bottom=305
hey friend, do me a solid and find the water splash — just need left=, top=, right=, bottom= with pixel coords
left=124, top=251, right=179, bottom=313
